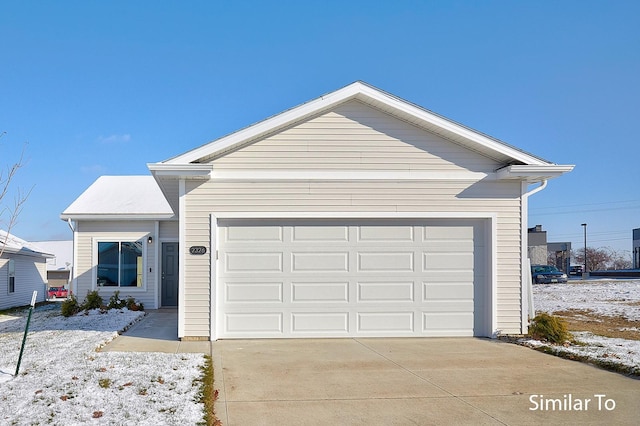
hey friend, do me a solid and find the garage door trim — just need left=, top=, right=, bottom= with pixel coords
left=209, top=212, right=497, bottom=340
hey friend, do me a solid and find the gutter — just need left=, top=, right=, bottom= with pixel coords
left=521, top=179, right=547, bottom=332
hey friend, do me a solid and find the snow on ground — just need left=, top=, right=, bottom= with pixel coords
left=0, top=304, right=205, bottom=425
left=534, top=279, right=640, bottom=320
left=529, top=279, right=640, bottom=376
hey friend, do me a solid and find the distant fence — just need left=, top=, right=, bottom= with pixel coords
left=589, top=270, right=640, bottom=278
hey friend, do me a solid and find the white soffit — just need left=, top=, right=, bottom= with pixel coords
left=496, top=164, right=575, bottom=182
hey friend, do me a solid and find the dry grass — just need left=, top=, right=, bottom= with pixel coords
left=554, top=309, right=640, bottom=340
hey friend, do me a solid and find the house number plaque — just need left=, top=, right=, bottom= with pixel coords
left=189, top=246, right=207, bottom=255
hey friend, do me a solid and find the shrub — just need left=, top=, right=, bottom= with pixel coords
left=125, top=296, right=144, bottom=311
left=82, top=290, right=103, bottom=311
left=108, top=291, right=127, bottom=309
left=528, top=313, right=572, bottom=344
left=61, top=294, right=80, bottom=317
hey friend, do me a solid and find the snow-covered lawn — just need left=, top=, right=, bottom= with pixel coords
left=0, top=305, right=205, bottom=425
left=528, top=279, right=640, bottom=376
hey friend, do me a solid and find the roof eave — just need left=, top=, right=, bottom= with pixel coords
left=496, top=164, right=575, bottom=182
left=60, top=213, right=176, bottom=221
left=147, top=163, right=213, bottom=179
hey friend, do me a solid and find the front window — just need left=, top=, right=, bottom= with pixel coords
left=97, top=241, right=143, bottom=287
left=8, top=259, right=15, bottom=293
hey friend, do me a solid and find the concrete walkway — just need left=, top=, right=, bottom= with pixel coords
left=213, top=338, right=640, bottom=426
left=100, top=309, right=210, bottom=354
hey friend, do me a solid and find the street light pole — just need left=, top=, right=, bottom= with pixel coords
left=581, top=223, right=588, bottom=279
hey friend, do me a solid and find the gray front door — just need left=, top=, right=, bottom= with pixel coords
left=161, top=242, right=179, bottom=307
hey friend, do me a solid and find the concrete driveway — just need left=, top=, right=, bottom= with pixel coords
left=213, top=338, right=639, bottom=425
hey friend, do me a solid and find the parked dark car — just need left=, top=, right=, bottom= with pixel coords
left=48, top=287, right=69, bottom=298
left=569, top=265, right=583, bottom=276
left=531, top=265, right=568, bottom=284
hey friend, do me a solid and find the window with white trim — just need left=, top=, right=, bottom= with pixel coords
left=8, top=259, right=15, bottom=293
left=96, top=240, right=143, bottom=288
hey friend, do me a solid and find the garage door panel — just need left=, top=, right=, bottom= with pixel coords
left=423, top=252, right=473, bottom=270
left=423, top=240, right=473, bottom=252
left=225, top=313, right=283, bottom=334
left=358, top=312, right=415, bottom=333
left=292, top=252, right=349, bottom=271
left=225, top=282, right=283, bottom=303
left=225, top=252, right=283, bottom=272
left=292, top=312, right=349, bottom=333
left=358, top=225, right=414, bottom=241
left=358, top=252, right=414, bottom=272
left=358, top=281, right=414, bottom=302
left=217, top=219, right=484, bottom=338
left=293, top=226, right=348, bottom=241
left=423, top=283, right=474, bottom=300
left=424, top=226, right=474, bottom=240
left=225, top=226, right=283, bottom=242
left=292, top=282, right=349, bottom=303
left=423, top=312, right=474, bottom=335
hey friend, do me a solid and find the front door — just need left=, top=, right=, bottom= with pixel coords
left=161, top=242, right=179, bottom=307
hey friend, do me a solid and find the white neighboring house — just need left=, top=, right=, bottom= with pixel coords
left=32, top=240, right=74, bottom=290
left=61, top=81, right=574, bottom=340
left=0, top=230, right=53, bottom=310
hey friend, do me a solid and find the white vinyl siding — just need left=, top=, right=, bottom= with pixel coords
left=209, top=100, right=499, bottom=173
left=74, top=221, right=158, bottom=309
left=0, top=255, right=47, bottom=310
left=183, top=179, right=522, bottom=336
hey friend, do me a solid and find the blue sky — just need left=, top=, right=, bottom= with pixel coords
left=1, top=1, right=639, bottom=256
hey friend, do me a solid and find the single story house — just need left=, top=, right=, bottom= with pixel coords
left=32, top=240, right=74, bottom=289
left=61, top=81, right=573, bottom=340
left=1, top=230, right=53, bottom=310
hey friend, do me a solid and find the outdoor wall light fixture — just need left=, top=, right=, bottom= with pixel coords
left=148, top=236, right=153, bottom=244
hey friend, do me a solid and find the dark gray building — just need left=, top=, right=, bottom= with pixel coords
left=634, top=228, right=640, bottom=269
left=548, top=242, right=571, bottom=274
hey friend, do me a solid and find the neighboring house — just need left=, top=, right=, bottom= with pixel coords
left=1, top=230, right=53, bottom=310
left=32, top=240, right=73, bottom=289
left=61, top=81, right=573, bottom=340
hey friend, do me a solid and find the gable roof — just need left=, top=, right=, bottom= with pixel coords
left=1, top=230, right=54, bottom=259
left=148, top=81, right=573, bottom=181
left=60, top=176, right=175, bottom=220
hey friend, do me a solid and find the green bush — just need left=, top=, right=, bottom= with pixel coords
left=61, top=290, right=144, bottom=317
left=61, top=294, right=80, bottom=317
left=108, top=291, right=127, bottom=309
left=528, top=313, right=572, bottom=343
left=125, top=296, right=143, bottom=311
left=82, top=290, right=103, bottom=311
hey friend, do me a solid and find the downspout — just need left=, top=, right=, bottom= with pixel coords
left=521, top=180, right=547, bottom=332
left=66, top=219, right=77, bottom=297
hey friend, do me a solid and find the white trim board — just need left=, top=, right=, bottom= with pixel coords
left=209, top=211, right=498, bottom=340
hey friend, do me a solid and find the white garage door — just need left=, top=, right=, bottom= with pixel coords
left=216, top=219, right=485, bottom=338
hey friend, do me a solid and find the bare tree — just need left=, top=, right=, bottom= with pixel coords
left=0, top=132, right=32, bottom=257
left=572, top=246, right=632, bottom=271
left=609, top=249, right=632, bottom=270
